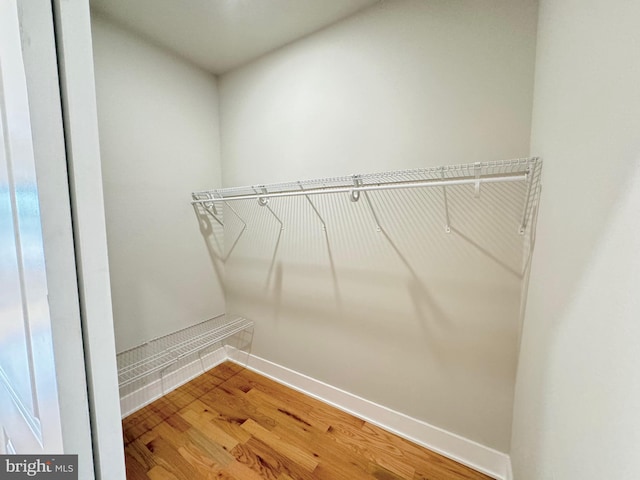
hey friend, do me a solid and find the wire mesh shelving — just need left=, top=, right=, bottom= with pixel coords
left=192, top=157, right=542, bottom=235
left=116, top=314, right=254, bottom=390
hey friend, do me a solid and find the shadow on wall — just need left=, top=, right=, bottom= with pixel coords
left=193, top=179, right=532, bottom=445
left=201, top=181, right=527, bottom=350
left=192, top=202, right=226, bottom=290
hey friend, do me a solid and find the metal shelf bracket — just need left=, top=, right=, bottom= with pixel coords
left=474, top=162, right=482, bottom=197
left=350, top=175, right=363, bottom=202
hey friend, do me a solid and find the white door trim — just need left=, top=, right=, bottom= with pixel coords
left=17, top=2, right=96, bottom=476
left=51, top=0, right=126, bottom=479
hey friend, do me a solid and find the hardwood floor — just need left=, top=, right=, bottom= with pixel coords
left=122, top=362, right=494, bottom=480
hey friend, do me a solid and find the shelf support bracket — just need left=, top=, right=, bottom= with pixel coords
left=193, top=193, right=224, bottom=227
left=441, top=168, right=451, bottom=234
left=264, top=203, right=284, bottom=289
left=350, top=175, right=363, bottom=202
left=519, top=165, right=536, bottom=235
left=266, top=204, right=284, bottom=231
left=257, top=187, right=269, bottom=206
left=253, top=186, right=283, bottom=230
left=204, top=202, right=224, bottom=227
left=474, top=162, right=482, bottom=197
left=363, top=191, right=382, bottom=232
left=222, top=201, right=247, bottom=260
left=299, top=182, right=326, bottom=231
left=251, top=187, right=284, bottom=287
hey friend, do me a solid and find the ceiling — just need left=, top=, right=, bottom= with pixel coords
left=89, top=0, right=380, bottom=75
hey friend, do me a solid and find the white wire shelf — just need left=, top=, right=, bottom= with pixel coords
left=192, top=158, right=537, bottom=201
left=116, top=314, right=254, bottom=389
left=191, top=157, right=542, bottom=235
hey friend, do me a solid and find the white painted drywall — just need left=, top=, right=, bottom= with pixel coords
left=89, top=0, right=379, bottom=74
left=219, top=0, right=538, bottom=452
left=91, top=14, right=226, bottom=352
left=220, top=0, right=538, bottom=187
left=510, top=0, right=640, bottom=478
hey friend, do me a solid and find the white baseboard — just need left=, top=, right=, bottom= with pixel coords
left=120, top=348, right=511, bottom=480
left=232, top=352, right=511, bottom=480
left=506, top=459, right=514, bottom=480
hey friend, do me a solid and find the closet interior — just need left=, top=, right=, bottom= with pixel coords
left=89, top=1, right=541, bottom=478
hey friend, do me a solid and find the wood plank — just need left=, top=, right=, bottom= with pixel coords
left=125, top=438, right=159, bottom=472
left=270, top=420, right=373, bottom=480
left=122, top=363, right=495, bottom=480
left=175, top=444, right=218, bottom=479
left=238, top=370, right=365, bottom=429
left=144, top=435, right=198, bottom=480
left=179, top=408, right=239, bottom=451
left=277, top=474, right=295, bottom=480
left=150, top=421, right=224, bottom=480
left=241, top=418, right=319, bottom=472
left=184, top=398, right=253, bottom=444
left=256, top=393, right=379, bottom=479
left=361, top=423, right=492, bottom=480
left=246, top=386, right=331, bottom=432
left=164, top=413, right=191, bottom=434
left=147, top=466, right=179, bottom=480
left=124, top=450, right=151, bottom=480
left=185, top=427, right=236, bottom=467
left=230, top=441, right=283, bottom=480
left=232, top=438, right=315, bottom=480
left=327, top=421, right=416, bottom=479
left=223, top=458, right=271, bottom=480
left=200, top=383, right=278, bottom=431
left=123, top=397, right=179, bottom=444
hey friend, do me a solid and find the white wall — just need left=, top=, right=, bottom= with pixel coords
left=510, top=0, right=640, bottom=478
left=219, top=0, right=538, bottom=452
left=91, top=14, right=225, bottom=352
left=220, top=0, right=538, bottom=187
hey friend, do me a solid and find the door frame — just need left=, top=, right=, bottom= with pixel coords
left=25, top=0, right=126, bottom=479
left=12, top=0, right=95, bottom=474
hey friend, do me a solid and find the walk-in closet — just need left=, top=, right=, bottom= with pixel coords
left=90, top=0, right=540, bottom=478
left=77, top=0, right=640, bottom=479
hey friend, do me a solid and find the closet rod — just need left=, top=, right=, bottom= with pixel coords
left=192, top=172, right=527, bottom=204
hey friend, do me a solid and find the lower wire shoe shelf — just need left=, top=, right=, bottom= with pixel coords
left=116, top=314, right=254, bottom=390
